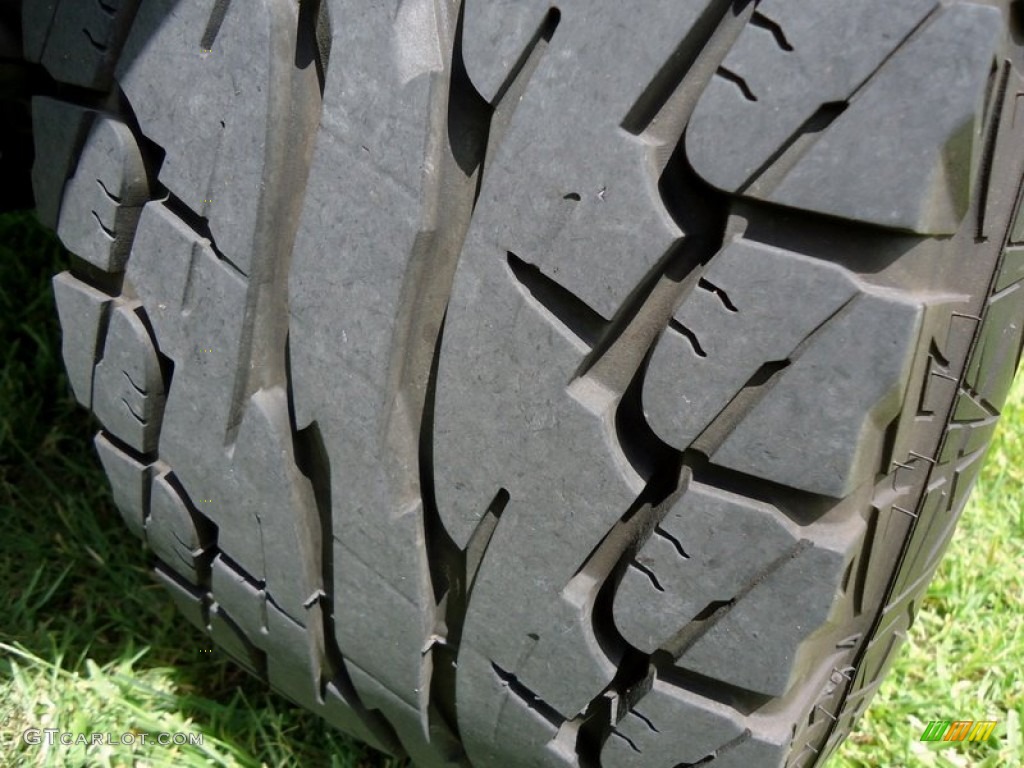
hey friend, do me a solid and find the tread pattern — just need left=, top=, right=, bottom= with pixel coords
left=33, top=1, right=1024, bottom=767
left=57, top=115, right=149, bottom=273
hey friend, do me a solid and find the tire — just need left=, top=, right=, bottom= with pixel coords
left=23, top=1, right=1024, bottom=766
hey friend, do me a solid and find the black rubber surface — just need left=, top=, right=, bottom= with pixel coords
left=25, top=1, right=1024, bottom=766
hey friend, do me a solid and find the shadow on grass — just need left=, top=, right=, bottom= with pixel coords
left=0, top=211, right=398, bottom=767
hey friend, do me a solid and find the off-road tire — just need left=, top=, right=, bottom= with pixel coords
left=23, top=1, right=1024, bottom=766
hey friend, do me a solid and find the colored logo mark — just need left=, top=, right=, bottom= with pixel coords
left=919, top=720, right=997, bottom=742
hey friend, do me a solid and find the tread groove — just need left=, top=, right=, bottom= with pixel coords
left=667, top=319, right=707, bottom=358
left=506, top=251, right=608, bottom=348
left=659, top=541, right=810, bottom=660
left=749, top=11, right=793, bottom=52
left=715, top=65, right=757, bottom=101
left=222, top=0, right=325, bottom=448
left=621, top=0, right=755, bottom=139
left=295, top=0, right=329, bottom=95
left=200, top=0, right=233, bottom=51
left=376, top=2, right=563, bottom=752
left=976, top=62, right=1011, bottom=242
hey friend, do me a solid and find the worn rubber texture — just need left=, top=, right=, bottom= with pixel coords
left=27, top=1, right=1024, bottom=766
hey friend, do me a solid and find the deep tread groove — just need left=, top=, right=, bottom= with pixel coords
left=668, top=318, right=707, bottom=358
left=465, top=488, right=510, bottom=595
left=200, top=0, right=233, bottom=51
left=380, top=2, right=562, bottom=754
left=659, top=541, right=810, bottom=660
left=697, top=277, right=738, bottom=312
left=507, top=251, right=607, bottom=348
left=689, top=294, right=859, bottom=458
left=738, top=101, right=850, bottom=196
left=615, top=349, right=686, bottom=481
left=295, top=0, right=328, bottom=95
left=716, top=65, right=757, bottom=101
left=631, top=560, right=666, bottom=593
left=651, top=664, right=772, bottom=716
left=90, top=210, right=116, bottom=239
left=976, top=62, right=1011, bottom=241
left=83, top=27, right=109, bottom=53
left=749, top=11, right=793, bottom=52
left=222, top=1, right=325, bottom=449
left=97, top=426, right=156, bottom=465
left=654, top=526, right=691, bottom=561
left=688, top=453, right=836, bottom=525
left=161, top=193, right=240, bottom=275
left=621, top=0, right=754, bottom=136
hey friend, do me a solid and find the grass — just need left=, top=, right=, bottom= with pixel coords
left=832, top=377, right=1024, bottom=765
left=0, top=210, right=1020, bottom=767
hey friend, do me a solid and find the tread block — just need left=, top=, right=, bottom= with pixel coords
left=146, top=469, right=213, bottom=583
left=330, top=533, right=427, bottom=711
left=437, top=283, right=639, bottom=714
left=615, top=483, right=863, bottom=697
left=261, top=607, right=399, bottom=758
left=613, top=483, right=801, bottom=654
left=687, top=1, right=1002, bottom=234
left=677, top=536, right=855, bottom=697
left=92, top=302, right=166, bottom=453
left=643, top=239, right=859, bottom=451
left=644, top=238, right=924, bottom=497
left=712, top=292, right=922, bottom=498
left=209, top=603, right=263, bottom=676
left=127, top=201, right=236, bottom=354
left=128, top=201, right=261, bottom=569
left=210, top=554, right=266, bottom=640
left=153, top=565, right=207, bottom=631
left=94, top=431, right=151, bottom=540
left=263, top=600, right=321, bottom=710
left=36, top=0, right=139, bottom=89
left=52, top=271, right=111, bottom=408
left=57, top=116, right=149, bottom=272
